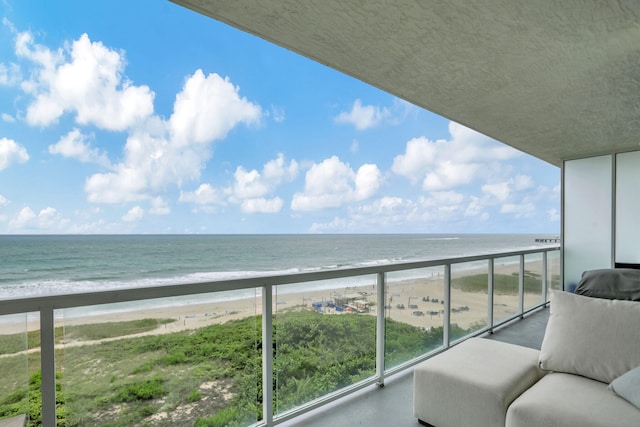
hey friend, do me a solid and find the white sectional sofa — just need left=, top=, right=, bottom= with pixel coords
left=414, top=269, right=640, bottom=427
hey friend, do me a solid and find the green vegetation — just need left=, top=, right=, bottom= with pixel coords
left=0, top=310, right=473, bottom=426
left=0, top=318, right=174, bottom=355
left=452, top=272, right=544, bottom=295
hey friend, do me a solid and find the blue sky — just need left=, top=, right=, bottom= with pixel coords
left=0, top=0, right=560, bottom=234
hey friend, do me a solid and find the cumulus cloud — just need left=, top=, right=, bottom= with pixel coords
left=291, top=156, right=381, bottom=211
left=48, top=128, right=111, bottom=167
left=392, top=121, right=520, bottom=191
left=17, top=32, right=154, bottom=130
left=169, top=70, right=261, bottom=146
left=149, top=197, right=170, bottom=215
left=86, top=70, right=262, bottom=203
left=335, top=99, right=390, bottom=130
left=0, top=62, right=20, bottom=86
left=37, top=207, right=65, bottom=228
left=0, top=194, right=9, bottom=206
left=241, top=197, right=283, bottom=213
left=2, top=113, right=15, bottom=123
left=180, top=154, right=297, bottom=214
left=0, top=137, right=29, bottom=170
left=232, top=154, right=298, bottom=200
left=179, top=183, right=224, bottom=206
left=9, top=206, right=36, bottom=229
left=122, top=206, right=144, bottom=222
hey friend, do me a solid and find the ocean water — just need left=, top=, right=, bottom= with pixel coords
left=0, top=234, right=555, bottom=300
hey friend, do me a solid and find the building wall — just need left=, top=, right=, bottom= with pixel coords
left=563, top=150, right=640, bottom=288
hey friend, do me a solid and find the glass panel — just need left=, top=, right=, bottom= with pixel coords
left=450, top=261, right=489, bottom=342
left=523, top=253, right=544, bottom=310
left=616, top=151, right=640, bottom=264
left=274, top=276, right=377, bottom=414
left=547, top=250, right=562, bottom=291
left=564, top=155, right=612, bottom=288
left=493, top=256, right=520, bottom=324
left=385, top=267, right=444, bottom=369
left=0, top=314, right=31, bottom=426
left=59, top=291, right=259, bottom=427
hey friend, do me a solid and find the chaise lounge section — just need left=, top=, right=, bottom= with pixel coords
left=413, top=269, right=640, bottom=427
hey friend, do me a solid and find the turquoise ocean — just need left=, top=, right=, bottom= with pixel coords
left=0, top=234, right=556, bottom=301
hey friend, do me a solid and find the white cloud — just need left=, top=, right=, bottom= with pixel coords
left=547, top=208, right=560, bottom=222
left=232, top=155, right=298, bottom=200
left=514, top=175, right=534, bottom=191
left=423, top=161, right=479, bottom=191
left=48, top=128, right=111, bottom=167
left=179, top=184, right=224, bottom=205
left=392, top=121, right=521, bottom=190
left=500, top=202, right=536, bottom=218
left=17, top=32, right=154, bottom=130
left=0, top=62, right=20, bottom=86
left=169, top=69, right=261, bottom=146
left=2, top=113, right=15, bottom=123
left=0, top=137, right=29, bottom=170
left=241, top=197, right=283, bottom=213
left=9, top=206, right=35, bottom=229
left=482, top=182, right=511, bottom=202
left=0, top=194, right=9, bottom=206
left=222, top=154, right=298, bottom=213
left=291, top=156, right=381, bottom=211
left=37, top=207, right=66, bottom=228
left=270, top=105, right=285, bottom=123
left=86, top=70, right=263, bottom=203
left=122, top=206, right=144, bottom=222
left=233, top=167, right=270, bottom=199
left=149, top=197, right=170, bottom=215
left=335, top=99, right=390, bottom=130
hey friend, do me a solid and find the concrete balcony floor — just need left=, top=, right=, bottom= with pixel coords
left=280, top=307, right=550, bottom=427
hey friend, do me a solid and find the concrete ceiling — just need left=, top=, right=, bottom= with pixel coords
left=171, top=0, right=640, bottom=166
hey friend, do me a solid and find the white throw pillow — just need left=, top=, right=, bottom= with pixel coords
left=609, top=366, right=640, bottom=409
left=539, top=290, right=640, bottom=383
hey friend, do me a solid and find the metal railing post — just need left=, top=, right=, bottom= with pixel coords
left=519, top=254, right=525, bottom=318
left=262, top=285, right=274, bottom=426
left=376, top=272, right=386, bottom=386
left=40, top=306, right=56, bottom=427
left=542, top=251, right=548, bottom=304
left=488, top=259, right=495, bottom=332
left=443, top=264, right=451, bottom=347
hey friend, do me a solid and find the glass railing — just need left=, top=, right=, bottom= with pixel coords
left=0, top=246, right=559, bottom=427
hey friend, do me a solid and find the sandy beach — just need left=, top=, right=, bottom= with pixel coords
left=0, top=256, right=557, bottom=345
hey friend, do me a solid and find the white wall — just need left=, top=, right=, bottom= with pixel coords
left=616, top=151, right=640, bottom=264
left=563, top=150, right=640, bottom=288
left=563, top=155, right=612, bottom=288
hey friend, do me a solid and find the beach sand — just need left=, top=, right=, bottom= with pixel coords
left=0, top=256, right=557, bottom=347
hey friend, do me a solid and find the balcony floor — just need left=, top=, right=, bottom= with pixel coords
left=279, top=306, right=549, bottom=427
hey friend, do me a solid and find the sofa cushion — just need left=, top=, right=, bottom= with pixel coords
left=575, top=268, right=640, bottom=301
left=414, top=338, right=546, bottom=427
left=506, top=372, right=640, bottom=427
left=539, top=290, right=640, bottom=383
left=610, top=366, right=640, bottom=410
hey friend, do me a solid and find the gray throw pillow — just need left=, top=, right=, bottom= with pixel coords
left=575, top=268, right=640, bottom=301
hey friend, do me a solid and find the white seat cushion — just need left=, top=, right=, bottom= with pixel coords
left=506, top=372, right=640, bottom=427
left=414, top=338, right=546, bottom=427
left=539, top=290, right=640, bottom=383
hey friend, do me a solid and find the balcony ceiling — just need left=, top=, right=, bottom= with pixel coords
left=171, top=0, right=640, bottom=166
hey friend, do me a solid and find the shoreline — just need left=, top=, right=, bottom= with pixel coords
left=0, top=257, right=557, bottom=338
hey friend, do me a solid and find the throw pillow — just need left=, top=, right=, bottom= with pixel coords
left=539, top=290, right=640, bottom=383
left=609, top=366, right=640, bottom=409
left=575, top=268, right=640, bottom=301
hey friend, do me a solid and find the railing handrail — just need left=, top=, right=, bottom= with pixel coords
left=0, top=246, right=559, bottom=315
left=0, top=244, right=561, bottom=427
